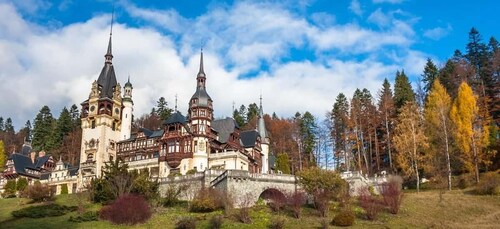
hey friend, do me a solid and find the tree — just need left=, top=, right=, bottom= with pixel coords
left=0, top=140, right=6, bottom=172
left=378, top=79, right=396, bottom=171
left=331, top=93, right=351, bottom=171
left=422, top=58, right=439, bottom=94
left=16, top=177, right=28, bottom=192
left=50, top=107, right=73, bottom=150
left=276, top=153, right=291, bottom=174
left=450, top=82, right=491, bottom=182
left=298, top=111, right=317, bottom=166
left=32, top=106, right=55, bottom=151
left=23, top=120, right=32, bottom=142
left=393, top=102, right=427, bottom=193
left=393, top=70, right=415, bottom=111
left=4, top=118, right=14, bottom=133
left=0, top=117, right=4, bottom=132
left=156, top=97, right=173, bottom=121
left=246, top=103, right=259, bottom=124
left=69, top=104, right=81, bottom=128
left=424, top=80, right=453, bottom=190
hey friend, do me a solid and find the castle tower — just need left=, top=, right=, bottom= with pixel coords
left=188, top=51, right=213, bottom=171
left=257, top=95, right=270, bottom=173
left=121, top=77, right=133, bottom=140
left=79, top=27, right=123, bottom=186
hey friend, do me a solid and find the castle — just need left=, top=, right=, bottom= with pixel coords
left=76, top=32, right=272, bottom=188
left=0, top=29, right=274, bottom=196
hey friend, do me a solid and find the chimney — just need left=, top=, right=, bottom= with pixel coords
left=39, top=151, right=46, bottom=157
left=30, top=152, right=36, bottom=164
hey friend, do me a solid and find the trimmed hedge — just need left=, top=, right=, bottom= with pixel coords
left=12, top=204, right=77, bottom=218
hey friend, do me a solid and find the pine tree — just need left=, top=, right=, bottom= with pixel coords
left=69, top=104, right=80, bottom=129
left=50, top=107, right=73, bottom=150
left=156, top=97, right=173, bottom=121
left=299, top=111, right=317, bottom=166
left=24, top=120, right=32, bottom=142
left=247, top=103, right=259, bottom=124
left=276, top=152, right=291, bottom=174
left=331, top=93, right=350, bottom=171
left=4, top=118, right=14, bottom=133
left=32, top=106, right=55, bottom=151
left=424, top=80, right=453, bottom=190
left=394, top=70, right=415, bottom=111
left=0, top=117, right=4, bottom=132
left=233, top=105, right=246, bottom=127
left=393, top=102, right=427, bottom=193
left=378, top=79, right=395, bottom=171
left=421, top=58, right=439, bottom=93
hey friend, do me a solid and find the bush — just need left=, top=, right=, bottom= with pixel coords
left=381, top=176, right=404, bottom=214
left=331, top=208, right=355, bottom=227
left=320, top=218, right=330, bottom=229
left=163, top=184, right=188, bottom=207
left=2, top=180, right=17, bottom=198
left=21, top=181, right=53, bottom=202
left=68, top=211, right=99, bottom=222
left=190, top=188, right=225, bottom=213
left=131, top=172, right=159, bottom=201
left=61, top=184, right=69, bottom=195
left=12, top=204, right=77, bottom=218
left=475, top=172, right=500, bottom=195
left=175, top=217, right=196, bottom=229
left=237, top=193, right=253, bottom=224
left=209, top=215, right=224, bottom=229
left=457, top=174, right=474, bottom=189
left=287, top=191, right=306, bottom=218
left=16, top=178, right=28, bottom=192
left=358, top=186, right=382, bottom=220
left=314, top=191, right=331, bottom=217
left=261, top=189, right=287, bottom=213
left=99, top=194, right=152, bottom=225
left=268, top=216, right=286, bottom=229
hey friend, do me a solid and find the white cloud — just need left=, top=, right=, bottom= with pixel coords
left=0, top=1, right=428, bottom=129
left=424, top=24, right=453, bottom=40
left=368, top=8, right=390, bottom=27
left=349, top=0, right=363, bottom=16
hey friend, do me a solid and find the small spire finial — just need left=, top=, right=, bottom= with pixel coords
left=232, top=101, right=235, bottom=113
left=175, top=94, right=178, bottom=112
left=105, top=2, right=115, bottom=63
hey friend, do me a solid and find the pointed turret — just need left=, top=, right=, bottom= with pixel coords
left=189, top=50, right=212, bottom=109
left=96, top=30, right=117, bottom=99
left=105, top=35, right=113, bottom=63
left=257, top=95, right=268, bottom=143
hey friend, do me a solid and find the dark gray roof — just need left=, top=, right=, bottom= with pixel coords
left=212, top=118, right=238, bottom=143
left=97, top=63, right=117, bottom=99
left=164, top=112, right=187, bottom=125
left=240, top=130, right=259, bottom=148
left=21, top=143, right=32, bottom=156
left=69, top=167, right=79, bottom=176
left=150, top=130, right=164, bottom=138
left=34, top=156, right=50, bottom=168
left=11, top=154, right=33, bottom=175
left=139, top=128, right=153, bottom=137
left=190, top=51, right=212, bottom=107
left=40, top=173, right=50, bottom=180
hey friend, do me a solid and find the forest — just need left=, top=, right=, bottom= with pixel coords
left=0, top=28, right=498, bottom=191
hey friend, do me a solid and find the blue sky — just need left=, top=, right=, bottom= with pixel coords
left=0, top=0, right=498, bottom=129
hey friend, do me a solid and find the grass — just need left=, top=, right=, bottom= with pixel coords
left=0, top=190, right=498, bottom=229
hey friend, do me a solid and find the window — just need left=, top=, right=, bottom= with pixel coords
left=91, top=120, right=96, bottom=129
left=201, top=110, right=206, bottom=116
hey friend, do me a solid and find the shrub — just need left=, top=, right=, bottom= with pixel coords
left=163, top=184, right=189, bottom=207
left=208, top=215, right=224, bottom=229
left=475, top=172, right=500, bottom=195
left=131, top=172, right=159, bottom=201
left=175, top=217, right=196, bottom=229
left=21, top=181, right=53, bottom=202
left=2, top=180, right=17, bottom=198
left=268, top=216, right=286, bottom=229
left=287, top=191, right=307, bottom=218
left=331, top=208, right=355, bottom=227
left=190, top=188, right=225, bottom=213
left=381, top=176, right=404, bottom=214
left=237, top=193, right=253, bottom=224
left=61, top=184, right=69, bottom=195
left=16, top=178, right=28, bottom=192
left=320, top=218, right=329, bottom=229
left=457, top=174, right=474, bottom=189
left=12, top=204, right=77, bottom=218
left=99, top=194, right=152, bottom=225
left=358, top=186, right=382, bottom=220
left=261, top=189, right=287, bottom=213
left=68, top=211, right=99, bottom=222
left=313, top=191, right=331, bottom=217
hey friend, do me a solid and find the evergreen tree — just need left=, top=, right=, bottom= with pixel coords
left=421, top=58, right=439, bottom=93
left=331, top=93, right=350, bottom=171
left=233, top=108, right=245, bottom=128
left=32, top=106, right=55, bottom=151
left=69, top=104, right=80, bottom=128
left=272, top=112, right=279, bottom=120
left=488, top=37, right=499, bottom=53
left=300, top=111, right=317, bottom=165
left=466, top=28, right=488, bottom=71
left=50, top=107, right=73, bottom=150
left=4, top=118, right=14, bottom=133
left=156, top=97, right=173, bottom=121
left=378, top=79, right=396, bottom=171
left=0, top=117, right=4, bottom=132
left=394, top=70, right=416, bottom=111
left=276, top=152, right=291, bottom=174
left=247, top=103, right=259, bottom=124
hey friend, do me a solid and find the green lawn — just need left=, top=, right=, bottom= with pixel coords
left=1, top=190, right=499, bottom=229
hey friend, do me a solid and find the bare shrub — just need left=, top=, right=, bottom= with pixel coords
left=320, top=218, right=329, bottom=229
left=358, top=186, right=382, bottom=220
left=237, top=193, right=253, bottom=224
left=381, top=176, right=404, bottom=214
left=190, top=188, right=225, bottom=213
left=99, top=194, right=152, bottom=225
left=175, top=217, right=197, bottom=229
left=268, top=216, right=286, bottom=229
left=475, top=171, right=500, bottom=195
left=163, top=184, right=189, bottom=207
left=287, top=191, right=306, bottom=218
left=313, top=191, right=331, bottom=217
left=21, top=181, right=53, bottom=202
left=209, top=214, right=224, bottom=229
left=262, top=189, right=287, bottom=213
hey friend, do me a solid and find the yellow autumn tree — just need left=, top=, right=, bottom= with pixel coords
left=424, top=80, right=453, bottom=190
left=450, top=82, right=490, bottom=183
left=0, top=140, right=6, bottom=172
left=393, top=102, right=427, bottom=193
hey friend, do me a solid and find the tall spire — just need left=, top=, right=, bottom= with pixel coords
left=104, top=5, right=114, bottom=64
left=198, top=49, right=205, bottom=77
left=257, top=94, right=268, bottom=142
left=196, top=50, right=206, bottom=89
